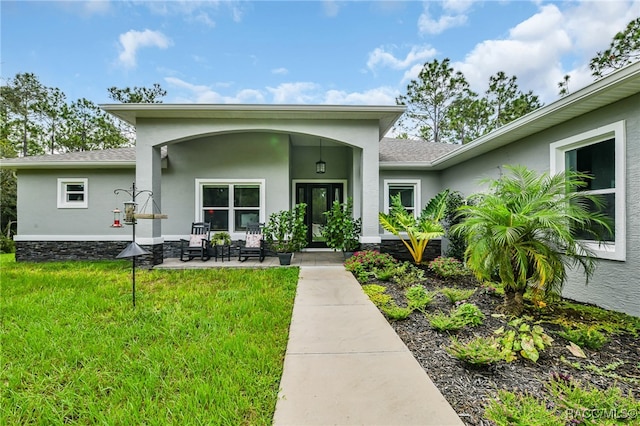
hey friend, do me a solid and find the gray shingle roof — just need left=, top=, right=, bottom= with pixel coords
left=379, top=138, right=460, bottom=163
left=1, top=147, right=136, bottom=165
left=2, top=141, right=456, bottom=168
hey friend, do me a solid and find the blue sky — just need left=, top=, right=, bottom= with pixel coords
left=2, top=0, right=639, bottom=107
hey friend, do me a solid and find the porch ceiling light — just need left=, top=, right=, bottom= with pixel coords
left=316, top=139, right=326, bottom=174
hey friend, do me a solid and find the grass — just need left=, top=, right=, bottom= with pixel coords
left=1, top=254, right=299, bottom=425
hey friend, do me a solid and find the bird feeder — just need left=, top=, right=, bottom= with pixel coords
left=111, top=208, right=123, bottom=228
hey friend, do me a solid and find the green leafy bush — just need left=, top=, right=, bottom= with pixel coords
left=0, top=234, right=15, bottom=253
left=440, top=287, right=475, bottom=304
left=447, top=336, right=503, bottom=367
left=362, top=284, right=411, bottom=320
left=495, top=317, right=554, bottom=363
left=392, top=261, right=425, bottom=288
left=558, top=325, right=608, bottom=350
left=345, top=250, right=398, bottom=283
left=373, top=267, right=396, bottom=282
left=382, top=305, right=412, bottom=320
left=428, top=303, right=484, bottom=332
left=362, top=284, right=392, bottom=308
left=486, top=374, right=640, bottom=425
left=428, top=256, right=469, bottom=278
left=405, top=285, right=435, bottom=312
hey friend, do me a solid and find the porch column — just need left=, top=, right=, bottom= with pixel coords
left=358, top=141, right=381, bottom=246
left=135, top=141, right=163, bottom=264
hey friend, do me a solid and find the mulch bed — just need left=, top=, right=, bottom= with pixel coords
left=362, top=270, right=640, bottom=425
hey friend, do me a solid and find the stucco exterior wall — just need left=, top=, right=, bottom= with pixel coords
left=440, top=93, right=640, bottom=317
left=160, top=132, right=291, bottom=238
left=15, top=168, right=134, bottom=238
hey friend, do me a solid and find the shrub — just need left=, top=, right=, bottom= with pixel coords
left=454, top=303, right=485, bottom=326
left=428, top=303, right=484, bottom=332
left=373, top=267, right=396, bottom=282
left=495, top=317, right=554, bottom=363
left=392, top=261, right=425, bottom=288
left=558, top=325, right=608, bottom=350
left=362, top=284, right=392, bottom=308
left=381, top=305, right=412, bottom=320
left=440, top=287, right=475, bottom=304
left=428, top=256, right=468, bottom=278
left=406, top=285, right=436, bottom=312
left=0, top=234, right=15, bottom=253
left=447, top=336, right=503, bottom=367
left=345, top=250, right=398, bottom=283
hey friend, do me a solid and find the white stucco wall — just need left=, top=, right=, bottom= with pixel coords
left=440, top=93, right=640, bottom=317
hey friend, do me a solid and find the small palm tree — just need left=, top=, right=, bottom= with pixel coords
left=453, top=165, right=611, bottom=316
left=379, top=190, right=449, bottom=264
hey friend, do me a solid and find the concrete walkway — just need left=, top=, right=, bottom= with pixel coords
left=273, top=266, right=463, bottom=426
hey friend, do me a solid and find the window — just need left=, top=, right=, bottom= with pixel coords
left=550, top=121, right=626, bottom=261
left=384, top=179, right=421, bottom=218
left=196, top=179, right=265, bottom=233
left=57, top=178, right=88, bottom=208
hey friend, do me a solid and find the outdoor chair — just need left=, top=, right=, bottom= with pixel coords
left=180, top=222, right=212, bottom=261
left=238, top=223, right=265, bottom=262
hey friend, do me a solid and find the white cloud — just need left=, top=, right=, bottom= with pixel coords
left=272, top=68, right=289, bottom=75
left=117, top=29, right=172, bottom=69
left=323, top=87, right=398, bottom=105
left=266, top=82, right=321, bottom=104
left=164, top=77, right=266, bottom=103
left=323, top=0, right=342, bottom=17
left=450, top=1, right=639, bottom=103
left=367, top=45, right=437, bottom=71
left=418, top=2, right=468, bottom=35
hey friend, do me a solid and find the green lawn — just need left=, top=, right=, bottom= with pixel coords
left=1, top=254, right=299, bottom=425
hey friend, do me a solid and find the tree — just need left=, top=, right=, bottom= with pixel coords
left=38, top=87, right=67, bottom=154
left=443, top=90, right=492, bottom=144
left=485, top=72, right=542, bottom=130
left=557, top=74, right=571, bottom=97
left=453, top=166, right=611, bottom=316
left=395, top=59, right=470, bottom=143
left=107, top=83, right=166, bottom=103
left=379, top=190, right=449, bottom=264
left=0, top=73, right=48, bottom=157
left=59, top=98, right=127, bottom=152
left=590, top=17, right=640, bottom=78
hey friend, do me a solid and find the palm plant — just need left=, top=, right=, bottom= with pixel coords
left=379, top=189, right=449, bottom=264
left=453, top=165, right=611, bottom=316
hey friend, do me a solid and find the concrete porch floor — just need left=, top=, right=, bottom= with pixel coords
left=154, top=250, right=347, bottom=269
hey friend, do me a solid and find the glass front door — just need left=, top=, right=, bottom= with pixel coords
left=295, top=183, right=344, bottom=248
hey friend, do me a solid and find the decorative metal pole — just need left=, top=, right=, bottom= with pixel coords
left=114, top=182, right=152, bottom=307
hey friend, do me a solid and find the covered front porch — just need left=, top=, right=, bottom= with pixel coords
left=101, top=104, right=406, bottom=266
left=154, top=250, right=346, bottom=269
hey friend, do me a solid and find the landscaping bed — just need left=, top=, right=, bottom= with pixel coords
left=347, top=252, right=640, bottom=425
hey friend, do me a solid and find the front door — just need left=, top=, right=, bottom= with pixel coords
left=295, top=183, right=344, bottom=248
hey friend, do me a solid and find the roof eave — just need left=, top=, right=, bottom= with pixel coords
left=379, top=161, right=434, bottom=170
left=1, top=161, right=135, bottom=170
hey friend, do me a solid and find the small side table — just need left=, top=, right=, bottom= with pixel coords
left=214, top=244, right=231, bottom=262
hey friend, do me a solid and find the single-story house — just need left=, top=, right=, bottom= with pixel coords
left=3, top=62, right=639, bottom=317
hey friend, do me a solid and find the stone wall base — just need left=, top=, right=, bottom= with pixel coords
left=15, top=241, right=164, bottom=268
left=380, top=239, right=442, bottom=263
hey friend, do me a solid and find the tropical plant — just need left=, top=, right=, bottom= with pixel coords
left=453, top=165, right=612, bottom=316
left=322, top=198, right=362, bottom=252
left=495, top=317, right=554, bottom=363
left=211, top=231, right=231, bottom=246
left=429, top=256, right=469, bottom=278
left=263, top=203, right=308, bottom=253
left=379, top=189, right=449, bottom=264
left=447, top=336, right=503, bottom=367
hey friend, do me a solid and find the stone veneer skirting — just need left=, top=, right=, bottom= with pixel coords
left=15, top=238, right=441, bottom=267
left=15, top=241, right=164, bottom=268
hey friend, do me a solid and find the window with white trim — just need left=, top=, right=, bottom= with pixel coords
left=57, top=178, right=88, bottom=208
left=550, top=121, right=626, bottom=261
left=384, top=179, right=421, bottom=218
left=196, top=180, right=265, bottom=232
